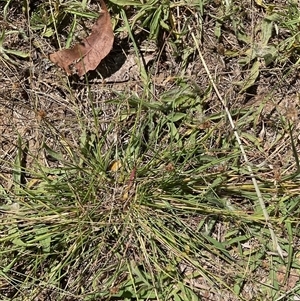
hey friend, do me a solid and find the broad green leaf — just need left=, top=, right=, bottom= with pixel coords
left=239, top=60, right=260, bottom=92
left=150, top=7, right=162, bottom=39
left=43, top=143, right=64, bottom=161
left=261, top=18, right=273, bottom=45
left=43, top=27, right=54, bottom=38
left=168, top=122, right=179, bottom=140
left=256, top=44, right=278, bottom=65
left=167, top=112, right=186, bottom=122
left=8, top=226, right=27, bottom=247
left=214, top=21, right=222, bottom=39
left=35, top=227, right=51, bottom=253
left=3, top=48, right=30, bottom=58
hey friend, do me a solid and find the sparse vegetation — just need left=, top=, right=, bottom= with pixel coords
left=1, top=0, right=300, bottom=300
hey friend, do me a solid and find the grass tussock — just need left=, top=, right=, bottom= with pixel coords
left=1, top=0, right=300, bottom=300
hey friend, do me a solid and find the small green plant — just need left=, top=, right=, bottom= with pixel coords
left=0, top=30, right=29, bottom=65
left=2, top=0, right=300, bottom=300
left=110, top=0, right=172, bottom=40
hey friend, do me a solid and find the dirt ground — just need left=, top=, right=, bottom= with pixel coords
left=1, top=0, right=300, bottom=300
left=2, top=1, right=300, bottom=186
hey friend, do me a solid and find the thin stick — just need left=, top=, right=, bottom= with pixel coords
left=191, top=32, right=284, bottom=259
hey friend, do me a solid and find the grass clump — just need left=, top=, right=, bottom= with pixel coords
left=1, top=0, right=300, bottom=300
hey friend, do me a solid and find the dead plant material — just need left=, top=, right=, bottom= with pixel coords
left=49, top=0, right=114, bottom=76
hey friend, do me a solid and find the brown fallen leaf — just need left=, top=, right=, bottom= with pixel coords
left=49, top=0, right=114, bottom=76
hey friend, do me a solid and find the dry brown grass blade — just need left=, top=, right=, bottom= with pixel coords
left=191, top=31, right=285, bottom=260
left=49, top=0, right=114, bottom=76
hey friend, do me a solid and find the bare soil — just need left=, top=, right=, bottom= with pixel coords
left=1, top=0, right=300, bottom=300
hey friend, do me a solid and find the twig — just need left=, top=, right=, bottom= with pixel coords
left=191, top=31, right=284, bottom=259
